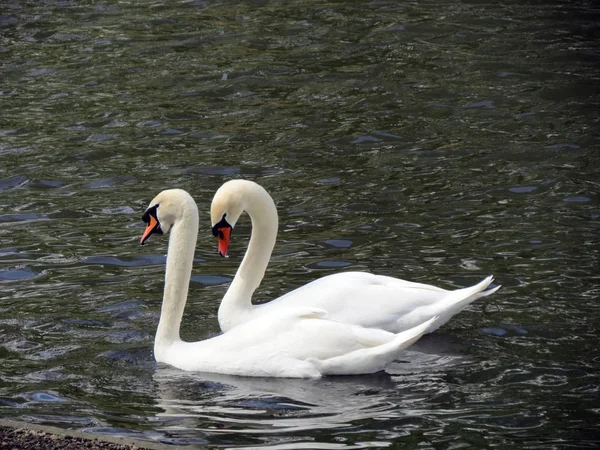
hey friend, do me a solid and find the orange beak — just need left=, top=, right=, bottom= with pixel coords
left=217, top=226, right=231, bottom=257
left=140, top=214, right=160, bottom=245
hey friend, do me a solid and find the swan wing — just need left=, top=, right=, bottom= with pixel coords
left=310, top=316, right=437, bottom=376
left=257, top=272, right=497, bottom=333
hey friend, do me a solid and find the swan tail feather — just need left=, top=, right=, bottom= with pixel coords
left=424, top=275, right=500, bottom=332
left=446, top=275, right=500, bottom=306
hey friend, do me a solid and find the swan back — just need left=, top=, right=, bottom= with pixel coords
left=159, top=306, right=437, bottom=378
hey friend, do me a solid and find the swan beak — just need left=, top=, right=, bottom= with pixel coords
left=217, top=226, right=231, bottom=258
left=212, top=215, right=232, bottom=257
left=140, top=209, right=163, bottom=245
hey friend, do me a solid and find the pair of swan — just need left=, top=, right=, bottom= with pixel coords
left=139, top=181, right=499, bottom=378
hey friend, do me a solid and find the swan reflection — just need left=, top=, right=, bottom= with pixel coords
left=151, top=338, right=465, bottom=447
left=154, top=368, right=399, bottom=433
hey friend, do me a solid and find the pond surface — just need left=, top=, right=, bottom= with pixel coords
left=1, top=0, right=599, bottom=448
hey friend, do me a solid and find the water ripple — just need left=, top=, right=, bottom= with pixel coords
left=0, top=0, right=598, bottom=448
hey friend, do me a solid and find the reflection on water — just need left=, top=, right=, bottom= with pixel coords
left=155, top=370, right=400, bottom=437
left=151, top=347, right=458, bottom=448
left=1, top=0, right=599, bottom=448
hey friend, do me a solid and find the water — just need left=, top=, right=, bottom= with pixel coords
left=1, top=0, right=599, bottom=448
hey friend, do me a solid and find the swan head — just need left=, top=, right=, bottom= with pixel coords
left=140, top=189, right=196, bottom=245
left=210, top=180, right=251, bottom=257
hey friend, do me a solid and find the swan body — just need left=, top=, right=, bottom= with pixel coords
left=210, top=180, right=500, bottom=333
left=139, top=189, right=434, bottom=378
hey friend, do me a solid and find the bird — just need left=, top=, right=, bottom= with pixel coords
left=210, top=180, right=500, bottom=333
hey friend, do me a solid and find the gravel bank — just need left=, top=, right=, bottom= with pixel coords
left=0, top=420, right=172, bottom=450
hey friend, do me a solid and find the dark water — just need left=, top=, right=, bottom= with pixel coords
left=1, top=0, right=599, bottom=448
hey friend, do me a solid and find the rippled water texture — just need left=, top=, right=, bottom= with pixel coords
left=1, top=0, right=599, bottom=448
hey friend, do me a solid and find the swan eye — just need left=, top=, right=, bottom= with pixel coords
left=212, top=214, right=231, bottom=237
left=142, top=204, right=159, bottom=224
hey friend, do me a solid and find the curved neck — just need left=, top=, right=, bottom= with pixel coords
left=155, top=204, right=199, bottom=356
left=220, top=186, right=278, bottom=329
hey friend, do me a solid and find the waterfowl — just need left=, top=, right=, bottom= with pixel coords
left=210, top=180, right=500, bottom=333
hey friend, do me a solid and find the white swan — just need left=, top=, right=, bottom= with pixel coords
left=210, top=180, right=500, bottom=333
left=139, top=188, right=435, bottom=378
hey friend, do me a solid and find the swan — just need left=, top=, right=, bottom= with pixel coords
left=210, top=180, right=500, bottom=333
left=139, top=188, right=436, bottom=378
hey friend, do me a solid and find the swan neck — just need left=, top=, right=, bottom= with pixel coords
left=155, top=205, right=198, bottom=352
left=220, top=186, right=278, bottom=328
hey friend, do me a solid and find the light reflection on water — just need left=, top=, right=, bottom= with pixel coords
left=1, top=0, right=599, bottom=448
left=149, top=350, right=459, bottom=448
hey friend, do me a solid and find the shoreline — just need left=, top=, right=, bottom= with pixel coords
left=0, top=419, right=174, bottom=450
